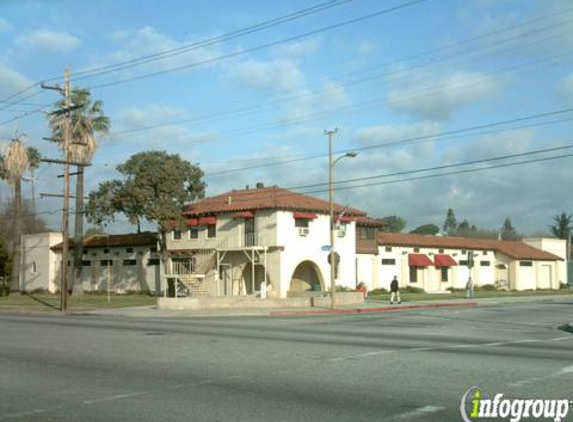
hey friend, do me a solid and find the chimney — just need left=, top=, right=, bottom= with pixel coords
left=256, top=182, right=265, bottom=189
left=228, top=196, right=232, bottom=204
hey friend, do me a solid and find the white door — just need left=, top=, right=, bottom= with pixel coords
left=539, top=265, right=552, bottom=289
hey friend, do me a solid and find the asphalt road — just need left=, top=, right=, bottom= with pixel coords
left=1, top=299, right=572, bottom=422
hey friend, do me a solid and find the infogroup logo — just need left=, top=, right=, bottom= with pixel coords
left=460, top=387, right=571, bottom=422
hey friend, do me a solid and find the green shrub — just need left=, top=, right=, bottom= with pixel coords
left=370, top=288, right=388, bottom=295
left=404, top=286, right=425, bottom=294
left=446, top=287, right=464, bottom=293
left=560, top=283, right=572, bottom=290
left=475, top=284, right=496, bottom=291
left=335, top=285, right=353, bottom=292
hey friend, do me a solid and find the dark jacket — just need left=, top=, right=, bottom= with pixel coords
left=390, top=278, right=399, bottom=292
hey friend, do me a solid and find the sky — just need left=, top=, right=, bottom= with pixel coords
left=0, top=0, right=572, bottom=235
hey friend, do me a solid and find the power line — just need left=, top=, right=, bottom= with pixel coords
left=300, top=153, right=573, bottom=196
left=200, top=107, right=573, bottom=177
left=105, top=13, right=573, bottom=139
left=288, top=144, right=573, bottom=190
left=85, top=0, right=430, bottom=90
left=60, top=0, right=357, bottom=82
left=126, top=144, right=572, bottom=210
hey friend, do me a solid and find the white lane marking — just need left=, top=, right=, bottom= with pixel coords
left=396, top=405, right=445, bottom=419
left=508, top=365, right=573, bottom=388
left=0, top=407, right=58, bottom=420
left=83, top=392, right=147, bottom=405
left=329, top=336, right=571, bottom=361
left=330, top=350, right=392, bottom=361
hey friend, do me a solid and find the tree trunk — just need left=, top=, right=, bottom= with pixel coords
left=11, top=181, right=21, bottom=291
left=72, top=166, right=84, bottom=294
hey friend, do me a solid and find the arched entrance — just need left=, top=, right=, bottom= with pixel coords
left=288, top=260, right=324, bottom=296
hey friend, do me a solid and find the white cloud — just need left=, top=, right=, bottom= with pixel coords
left=281, top=81, right=350, bottom=122
left=91, top=26, right=222, bottom=76
left=560, top=75, right=573, bottom=101
left=0, top=64, right=34, bottom=98
left=386, top=69, right=500, bottom=121
left=15, top=29, right=81, bottom=53
left=0, top=17, right=13, bottom=32
left=274, top=37, right=320, bottom=57
left=357, top=39, right=375, bottom=56
left=230, top=58, right=305, bottom=93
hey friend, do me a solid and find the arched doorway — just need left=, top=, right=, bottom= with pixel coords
left=288, top=260, right=324, bottom=296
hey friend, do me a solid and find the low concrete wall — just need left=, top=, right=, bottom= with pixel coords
left=157, top=292, right=364, bottom=310
left=312, top=292, right=364, bottom=307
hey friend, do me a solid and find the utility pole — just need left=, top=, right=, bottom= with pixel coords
left=41, top=69, right=72, bottom=311
left=61, top=68, right=71, bottom=311
left=326, top=128, right=337, bottom=309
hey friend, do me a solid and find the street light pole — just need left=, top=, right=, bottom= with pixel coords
left=325, top=129, right=357, bottom=309
left=326, top=128, right=337, bottom=309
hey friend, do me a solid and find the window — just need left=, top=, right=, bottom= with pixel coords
left=207, top=225, right=216, bottom=238
left=172, top=230, right=182, bottom=241
left=147, top=258, right=160, bottom=266
left=31, top=261, right=37, bottom=274
left=385, top=246, right=392, bottom=252
left=82, top=250, right=89, bottom=255
left=82, top=261, right=91, bottom=267
left=461, top=249, right=467, bottom=254
left=126, top=247, right=133, bottom=253
left=103, top=248, right=110, bottom=254
left=123, top=259, right=137, bottom=266
left=337, top=224, right=346, bottom=238
left=414, top=247, right=420, bottom=252
left=441, top=267, right=448, bottom=282
left=519, top=261, right=533, bottom=267
left=100, top=260, right=113, bottom=266
left=480, top=261, right=491, bottom=266
left=409, top=266, right=418, bottom=283
left=357, top=226, right=375, bottom=240
left=382, top=259, right=396, bottom=265
left=150, top=246, right=157, bottom=253
left=459, top=260, right=468, bottom=266
left=295, top=219, right=309, bottom=228
left=482, top=251, right=488, bottom=255
left=438, top=248, right=444, bottom=253
left=190, top=227, right=199, bottom=239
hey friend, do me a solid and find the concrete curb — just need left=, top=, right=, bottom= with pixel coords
left=269, top=301, right=478, bottom=316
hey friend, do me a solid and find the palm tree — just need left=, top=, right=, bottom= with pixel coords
left=2, top=134, right=39, bottom=290
left=49, top=88, right=110, bottom=291
left=551, top=213, right=572, bottom=240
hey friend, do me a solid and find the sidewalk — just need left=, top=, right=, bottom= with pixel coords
left=75, top=294, right=573, bottom=319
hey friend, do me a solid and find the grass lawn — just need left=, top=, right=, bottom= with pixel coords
left=0, top=292, right=156, bottom=312
left=369, top=288, right=573, bottom=302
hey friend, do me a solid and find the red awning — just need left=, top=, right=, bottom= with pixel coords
left=293, top=212, right=317, bottom=220
left=198, top=216, right=217, bottom=225
left=336, top=216, right=355, bottom=223
left=408, top=253, right=433, bottom=267
left=231, top=211, right=255, bottom=219
left=434, top=254, right=457, bottom=267
left=185, top=218, right=199, bottom=226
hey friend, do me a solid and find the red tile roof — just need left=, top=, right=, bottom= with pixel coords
left=378, top=233, right=561, bottom=261
left=52, top=232, right=157, bottom=250
left=184, top=186, right=368, bottom=217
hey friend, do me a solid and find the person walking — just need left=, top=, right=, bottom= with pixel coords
left=390, top=275, right=401, bottom=304
left=466, top=276, right=474, bottom=299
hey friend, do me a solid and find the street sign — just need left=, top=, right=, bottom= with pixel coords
left=321, top=245, right=331, bottom=252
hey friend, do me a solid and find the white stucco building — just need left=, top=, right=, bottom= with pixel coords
left=356, top=233, right=566, bottom=292
left=20, top=232, right=161, bottom=294
left=164, top=184, right=381, bottom=299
